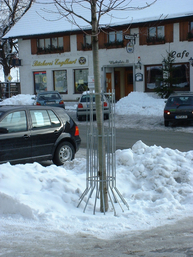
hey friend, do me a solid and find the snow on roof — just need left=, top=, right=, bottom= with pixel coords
left=3, top=0, right=193, bottom=39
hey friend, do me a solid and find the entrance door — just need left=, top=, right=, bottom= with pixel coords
left=114, top=71, right=120, bottom=101
left=125, top=67, right=133, bottom=96
left=106, top=73, right=112, bottom=93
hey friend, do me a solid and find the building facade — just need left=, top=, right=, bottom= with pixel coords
left=8, top=14, right=193, bottom=100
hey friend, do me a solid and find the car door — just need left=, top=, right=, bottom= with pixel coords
left=29, top=109, right=62, bottom=160
left=0, top=110, right=31, bottom=163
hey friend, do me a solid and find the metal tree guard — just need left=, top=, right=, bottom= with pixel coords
left=77, top=90, right=129, bottom=215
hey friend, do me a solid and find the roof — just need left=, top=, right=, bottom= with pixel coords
left=3, top=0, right=193, bottom=39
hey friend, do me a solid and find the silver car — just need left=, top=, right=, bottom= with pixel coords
left=76, top=92, right=110, bottom=121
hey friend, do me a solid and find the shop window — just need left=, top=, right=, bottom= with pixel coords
left=145, top=63, right=190, bottom=92
left=147, top=26, right=165, bottom=44
left=74, top=69, right=88, bottom=94
left=37, top=37, right=64, bottom=54
left=145, top=65, right=163, bottom=92
left=105, top=31, right=124, bottom=48
left=53, top=70, right=67, bottom=94
left=33, top=71, right=47, bottom=94
left=171, top=63, right=190, bottom=90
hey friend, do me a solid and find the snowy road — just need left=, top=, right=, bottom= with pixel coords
left=1, top=217, right=193, bottom=257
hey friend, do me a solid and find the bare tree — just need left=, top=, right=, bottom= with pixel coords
left=0, top=0, right=34, bottom=81
left=50, top=0, right=156, bottom=212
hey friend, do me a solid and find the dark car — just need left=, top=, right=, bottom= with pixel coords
left=76, top=92, right=110, bottom=121
left=0, top=105, right=81, bottom=165
left=34, top=91, right=65, bottom=109
left=164, top=93, right=193, bottom=126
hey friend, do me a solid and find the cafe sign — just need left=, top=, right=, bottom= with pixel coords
left=31, top=56, right=88, bottom=68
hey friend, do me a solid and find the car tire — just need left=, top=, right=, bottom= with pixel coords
left=164, top=120, right=169, bottom=127
left=53, top=141, right=75, bottom=165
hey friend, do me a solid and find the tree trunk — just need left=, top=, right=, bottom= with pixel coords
left=91, top=0, right=108, bottom=212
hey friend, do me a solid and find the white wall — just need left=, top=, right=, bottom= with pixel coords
left=18, top=24, right=193, bottom=100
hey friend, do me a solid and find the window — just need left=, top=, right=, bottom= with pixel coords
left=30, top=110, right=61, bottom=129
left=145, top=63, right=190, bottom=92
left=109, top=32, right=116, bottom=43
left=37, top=37, right=64, bottom=54
left=147, top=26, right=165, bottom=44
left=48, top=110, right=61, bottom=127
left=108, top=31, right=123, bottom=43
left=188, top=21, right=193, bottom=40
left=33, top=71, right=47, bottom=94
left=83, top=34, right=92, bottom=49
left=53, top=70, right=67, bottom=94
left=30, top=110, right=51, bottom=129
left=145, top=65, right=163, bottom=91
left=0, top=111, right=27, bottom=133
left=171, top=63, right=190, bottom=90
left=105, top=31, right=124, bottom=47
left=74, top=69, right=88, bottom=94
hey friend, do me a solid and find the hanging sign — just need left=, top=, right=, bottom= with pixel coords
left=126, top=42, right=134, bottom=53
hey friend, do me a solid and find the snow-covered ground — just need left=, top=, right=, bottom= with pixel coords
left=0, top=92, right=193, bottom=240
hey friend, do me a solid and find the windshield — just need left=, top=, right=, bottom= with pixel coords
left=166, top=96, right=193, bottom=107
left=80, top=94, right=104, bottom=103
left=38, top=93, right=60, bottom=100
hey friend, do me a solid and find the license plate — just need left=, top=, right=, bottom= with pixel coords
left=46, top=102, right=55, bottom=104
left=175, top=115, right=187, bottom=119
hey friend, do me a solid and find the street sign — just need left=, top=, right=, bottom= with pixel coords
left=7, top=74, right=12, bottom=82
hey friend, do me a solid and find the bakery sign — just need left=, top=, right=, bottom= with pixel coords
left=31, top=56, right=88, bottom=68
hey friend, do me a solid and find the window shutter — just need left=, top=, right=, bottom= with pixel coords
left=77, top=34, right=84, bottom=51
left=165, top=23, right=173, bottom=43
left=31, top=39, right=37, bottom=54
left=63, top=35, right=70, bottom=52
left=179, top=21, right=189, bottom=41
left=98, top=32, right=105, bottom=49
left=139, top=27, right=148, bottom=45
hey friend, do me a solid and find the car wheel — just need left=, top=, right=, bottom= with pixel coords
left=164, top=120, right=169, bottom=127
left=53, top=141, right=75, bottom=165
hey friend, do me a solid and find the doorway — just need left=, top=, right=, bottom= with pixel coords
left=125, top=67, right=133, bottom=96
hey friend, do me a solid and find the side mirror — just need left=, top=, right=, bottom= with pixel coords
left=0, top=127, right=8, bottom=134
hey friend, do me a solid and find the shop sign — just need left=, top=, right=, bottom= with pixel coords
left=171, top=50, right=189, bottom=59
left=109, top=60, right=129, bottom=65
left=135, top=73, right=143, bottom=82
left=31, top=56, right=88, bottom=68
left=126, top=42, right=134, bottom=53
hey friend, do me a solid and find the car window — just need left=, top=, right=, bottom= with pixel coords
left=167, top=96, right=193, bottom=107
left=30, top=110, right=51, bottom=129
left=0, top=111, right=27, bottom=133
left=80, top=94, right=104, bottom=102
left=48, top=110, right=61, bottom=127
left=38, top=93, right=60, bottom=100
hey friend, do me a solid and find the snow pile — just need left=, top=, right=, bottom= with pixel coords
left=0, top=141, right=192, bottom=238
left=0, top=94, right=35, bottom=105
left=115, top=92, right=166, bottom=116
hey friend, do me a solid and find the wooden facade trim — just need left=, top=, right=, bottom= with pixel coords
left=31, top=38, right=37, bottom=54
left=165, top=23, right=173, bottom=43
left=179, top=21, right=189, bottom=41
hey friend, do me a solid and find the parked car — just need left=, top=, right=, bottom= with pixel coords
left=34, top=91, right=65, bottom=109
left=0, top=105, right=81, bottom=165
left=164, top=93, right=193, bottom=127
left=76, top=92, right=110, bottom=121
